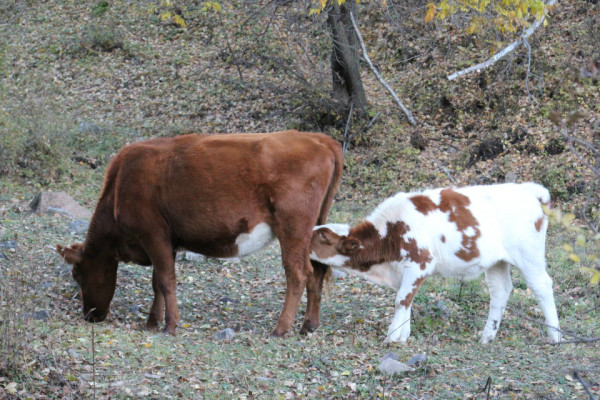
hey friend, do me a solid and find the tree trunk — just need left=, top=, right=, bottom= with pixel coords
left=327, top=1, right=367, bottom=115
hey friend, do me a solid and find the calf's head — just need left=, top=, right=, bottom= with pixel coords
left=310, top=224, right=359, bottom=268
left=57, top=243, right=118, bottom=323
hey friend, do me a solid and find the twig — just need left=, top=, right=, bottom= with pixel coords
left=571, top=370, right=597, bottom=400
left=483, top=376, right=492, bottom=400
left=523, top=37, right=532, bottom=101
left=343, top=101, right=355, bottom=155
left=447, top=0, right=557, bottom=81
left=345, top=111, right=381, bottom=152
left=349, top=11, right=417, bottom=126
left=511, top=308, right=599, bottom=345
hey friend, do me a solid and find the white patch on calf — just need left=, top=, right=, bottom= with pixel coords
left=309, top=251, right=350, bottom=269
left=235, top=222, right=275, bottom=257
left=314, top=223, right=350, bottom=237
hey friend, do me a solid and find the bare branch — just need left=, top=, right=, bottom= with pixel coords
left=571, top=370, right=597, bottom=400
left=447, top=0, right=557, bottom=81
left=349, top=11, right=417, bottom=126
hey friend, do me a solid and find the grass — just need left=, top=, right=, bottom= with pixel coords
left=0, top=184, right=598, bottom=399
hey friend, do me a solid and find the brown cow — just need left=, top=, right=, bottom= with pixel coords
left=57, top=130, right=342, bottom=336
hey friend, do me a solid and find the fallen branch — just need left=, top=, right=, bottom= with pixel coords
left=447, top=0, right=557, bottom=81
left=571, top=370, right=597, bottom=400
left=349, top=12, right=417, bottom=126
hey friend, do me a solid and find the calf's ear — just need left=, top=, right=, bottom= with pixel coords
left=315, top=227, right=340, bottom=245
left=338, top=238, right=361, bottom=255
left=56, top=244, right=84, bottom=265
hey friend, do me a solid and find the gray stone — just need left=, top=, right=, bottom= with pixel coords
left=333, top=269, right=347, bottom=279
left=426, top=299, right=451, bottom=318
left=505, top=171, right=518, bottom=183
left=79, top=122, right=103, bottom=135
left=214, top=328, right=236, bottom=341
left=407, top=353, right=427, bottom=367
left=33, top=310, right=51, bottom=320
left=380, top=352, right=398, bottom=362
left=68, top=220, right=89, bottom=235
left=378, top=358, right=414, bottom=375
left=30, top=192, right=92, bottom=220
left=184, top=251, right=205, bottom=261
left=0, top=240, right=18, bottom=250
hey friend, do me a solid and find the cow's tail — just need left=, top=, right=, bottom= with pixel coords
left=315, top=139, right=343, bottom=293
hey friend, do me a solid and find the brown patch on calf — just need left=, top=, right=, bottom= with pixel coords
left=410, top=195, right=437, bottom=215
left=347, top=221, right=432, bottom=271
left=439, top=188, right=481, bottom=261
left=534, top=216, right=544, bottom=232
left=398, top=276, right=426, bottom=308
left=440, top=235, right=446, bottom=243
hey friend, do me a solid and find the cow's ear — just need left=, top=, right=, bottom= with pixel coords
left=57, top=244, right=84, bottom=265
left=338, top=238, right=360, bottom=255
left=315, top=227, right=340, bottom=246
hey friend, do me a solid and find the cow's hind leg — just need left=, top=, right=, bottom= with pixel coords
left=300, top=260, right=329, bottom=334
left=481, top=261, right=513, bottom=344
left=146, top=270, right=165, bottom=331
left=271, top=244, right=311, bottom=337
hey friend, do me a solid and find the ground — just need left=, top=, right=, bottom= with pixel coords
left=0, top=0, right=598, bottom=398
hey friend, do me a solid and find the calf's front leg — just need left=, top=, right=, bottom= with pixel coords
left=385, top=264, right=427, bottom=344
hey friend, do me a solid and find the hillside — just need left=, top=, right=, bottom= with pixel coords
left=0, top=1, right=598, bottom=399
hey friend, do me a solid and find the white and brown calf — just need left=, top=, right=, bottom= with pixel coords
left=310, top=183, right=561, bottom=344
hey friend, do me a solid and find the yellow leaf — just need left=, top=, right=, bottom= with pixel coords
left=581, top=267, right=600, bottom=285
left=183, top=323, right=191, bottom=328
left=563, top=244, right=573, bottom=252
left=576, top=235, right=586, bottom=246
left=160, top=11, right=172, bottom=22
left=144, top=343, right=152, bottom=348
left=424, top=3, right=437, bottom=23
left=341, top=370, right=351, bottom=376
left=561, top=213, right=576, bottom=227
left=568, top=253, right=581, bottom=263
left=6, top=382, right=17, bottom=395
left=173, top=14, right=186, bottom=28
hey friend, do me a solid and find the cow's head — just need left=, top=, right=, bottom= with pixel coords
left=310, top=224, right=357, bottom=268
left=57, top=243, right=118, bottom=323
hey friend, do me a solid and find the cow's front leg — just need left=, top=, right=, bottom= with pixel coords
left=385, top=265, right=427, bottom=344
left=300, top=260, right=329, bottom=334
left=145, top=240, right=179, bottom=335
left=146, top=269, right=165, bottom=331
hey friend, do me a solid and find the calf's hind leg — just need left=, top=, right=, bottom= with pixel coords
left=481, top=261, right=513, bottom=344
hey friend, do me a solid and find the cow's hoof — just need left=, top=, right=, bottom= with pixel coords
left=270, top=329, right=287, bottom=338
left=162, top=326, right=177, bottom=336
left=299, top=321, right=319, bottom=335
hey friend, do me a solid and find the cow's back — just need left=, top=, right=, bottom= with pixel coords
left=105, top=130, right=341, bottom=258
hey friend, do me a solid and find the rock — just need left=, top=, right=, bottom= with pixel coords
left=183, top=251, right=205, bottom=261
left=78, top=122, right=103, bottom=135
left=407, top=353, right=427, bottom=367
left=0, top=240, right=18, bottom=250
left=30, top=192, right=92, bottom=220
left=33, top=310, right=51, bottom=321
left=426, top=299, right=451, bottom=319
left=214, top=328, right=236, bottom=341
left=380, top=352, right=398, bottom=362
left=504, top=172, right=518, bottom=183
left=333, top=269, right=347, bottom=280
left=378, top=358, right=414, bottom=375
left=68, top=220, right=90, bottom=235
